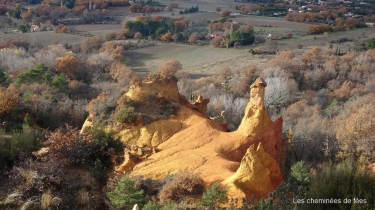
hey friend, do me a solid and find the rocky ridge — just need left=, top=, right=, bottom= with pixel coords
left=81, top=77, right=285, bottom=201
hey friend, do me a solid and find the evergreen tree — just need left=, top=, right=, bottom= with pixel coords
left=0, top=69, right=7, bottom=85
left=289, top=161, right=310, bottom=187
left=52, top=73, right=70, bottom=94
left=365, top=38, right=375, bottom=49
left=107, top=174, right=146, bottom=209
left=230, top=30, right=255, bottom=45
left=142, top=201, right=161, bottom=210
left=23, top=113, right=33, bottom=128
left=199, top=184, right=228, bottom=209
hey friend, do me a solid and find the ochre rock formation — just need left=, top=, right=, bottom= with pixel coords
left=237, top=78, right=272, bottom=137
left=81, top=77, right=285, bottom=201
left=211, top=111, right=228, bottom=131
left=126, top=79, right=180, bottom=102
left=224, top=143, right=284, bottom=199
left=193, top=95, right=210, bottom=116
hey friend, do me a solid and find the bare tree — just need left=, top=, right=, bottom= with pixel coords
left=208, top=93, right=247, bottom=130
left=177, top=78, right=196, bottom=101
left=264, top=77, right=290, bottom=108
left=134, top=31, right=142, bottom=42
left=88, top=52, right=113, bottom=74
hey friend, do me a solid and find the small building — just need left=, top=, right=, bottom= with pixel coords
left=30, top=25, right=40, bottom=32
left=206, top=33, right=220, bottom=40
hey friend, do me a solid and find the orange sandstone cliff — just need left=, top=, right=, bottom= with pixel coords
left=81, top=77, right=285, bottom=201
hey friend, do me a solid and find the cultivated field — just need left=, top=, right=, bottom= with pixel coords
left=1, top=0, right=374, bottom=77
left=125, top=42, right=270, bottom=76
left=72, top=24, right=122, bottom=32
left=124, top=26, right=375, bottom=76
left=0, top=31, right=87, bottom=45
left=277, top=27, right=375, bottom=52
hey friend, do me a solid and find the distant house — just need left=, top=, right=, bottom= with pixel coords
left=30, top=25, right=40, bottom=32
left=206, top=34, right=220, bottom=40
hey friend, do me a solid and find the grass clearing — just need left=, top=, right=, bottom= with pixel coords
left=72, top=24, right=122, bottom=36
left=125, top=42, right=270, bottom=76
left=276, top=27, right=373, bottom=52
left=254, top=26, right=293, bottom=35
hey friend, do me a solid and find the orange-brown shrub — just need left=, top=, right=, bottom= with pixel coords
left=210, top=36, right=224, bottom=48
left=55, top=54, right=79, bottom=80
left=159, top=171, right=204, bottom=204
left=81, top=37, right=104, bottom=53
left=0, top=85, right=19, bottom=116
left=105, top=32, right=117, bottom=41
left=221, top=10, right=231, bottom=17
left=156, top=59, right=182, bottom=79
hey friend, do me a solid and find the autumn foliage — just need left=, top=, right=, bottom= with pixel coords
left=159, top=172, right=204, bottom=204
left=210, top=36, right=224, bottom=48
left=0, top=86, right=18, bottom=115
left=129, top=4, right=163, bottom=13
left=188, top=32, right=198, bottom=44
left=54, top=24, right=68, bottom=33
left=221, top=10, right=231, bottom=17
left=306, top=24, right=332, bottom=34
left=81, top=37, right=104, bottom=53
left=47, top=125, right=124, bottom=179
left=55, top=54, right=80, bottom=79
left=161, top=31, right=172, bottom=42
left=156, top=59, right=182, bottom=79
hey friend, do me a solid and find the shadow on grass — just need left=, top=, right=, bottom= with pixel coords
left=124, top=50, right=155, bottom=75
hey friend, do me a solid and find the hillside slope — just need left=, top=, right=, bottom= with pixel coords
left=82, top=77, right=285, bottom=201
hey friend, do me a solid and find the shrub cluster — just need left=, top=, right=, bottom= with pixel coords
left=306, top=158, right=375, bottom=210
left=48, top=125, right=124, bottom=180
left=306, top=24, right=333, bottom=34
left=159, top=172, right=204, bottom=204
left=259, top=159, right=375, bottom=210
left=114, top=107, right=137, bottom=123
left=256, top=161, right=310, bottom=209
left=107, top=172, right=207, bottom=209
left=199, top=184, right=228, bottom=209
left=179, top=6, right=199, bottom=14
left=107, top=174, right=146, bottom=209
left=0, top=126, right=43, bottom=172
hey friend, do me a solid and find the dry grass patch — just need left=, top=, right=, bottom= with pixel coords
left=41, top=190, right=53, bottom=210
left=77, top=189, right=90, bottom=207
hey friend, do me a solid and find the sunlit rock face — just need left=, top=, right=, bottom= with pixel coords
left=224, top=143, right=284, bottom=199
left=82, top=77, right=285, bottom=201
